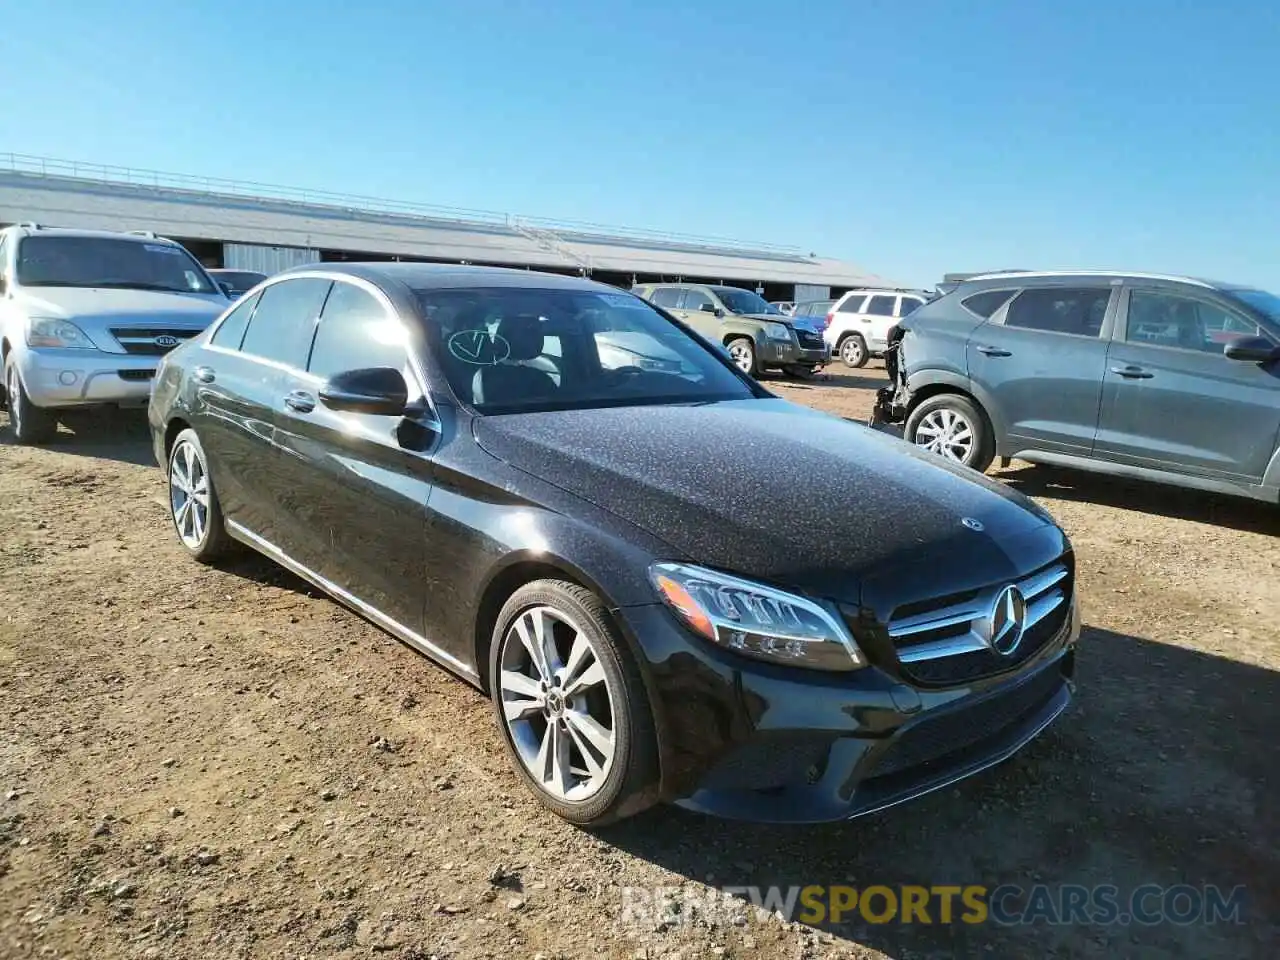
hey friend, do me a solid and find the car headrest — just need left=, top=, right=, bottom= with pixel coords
left=496, top=314, right=545, bottom=361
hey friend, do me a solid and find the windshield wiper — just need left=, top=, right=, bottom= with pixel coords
left=86, top=281, right=191, bottom=292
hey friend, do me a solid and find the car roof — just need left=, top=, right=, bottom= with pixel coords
left=285, top=261, right=621, bottom=293
left=3, top=225, right=183, bottom=244
left=957, top=270, right=1223, bottom=290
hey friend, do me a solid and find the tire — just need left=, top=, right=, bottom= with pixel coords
left=167, top=428, right=234, bottom=562
left=905, top=393, right=995, bottom=473
left=489, top=579, right=659, bottom=828
left=725, top=337, right=758, bottom=377
left=838, top=333, right=869, bottom=369
left=3, top=355, right=57, bottom=444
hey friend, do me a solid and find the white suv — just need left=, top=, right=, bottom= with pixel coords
left=0, top=225, right=229, bottom=443
left=825, top=289, right=927, bottom=368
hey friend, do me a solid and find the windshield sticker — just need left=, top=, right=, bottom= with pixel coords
left=144, top=244, right=182, bottom=254
left=448, top=329, right=511, bottom=365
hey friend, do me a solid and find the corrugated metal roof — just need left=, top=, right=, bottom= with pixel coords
left=0, top=156, right=893, bottom=288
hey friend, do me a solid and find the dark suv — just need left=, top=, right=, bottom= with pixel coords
left=874, top=272, right=1280, bottom=502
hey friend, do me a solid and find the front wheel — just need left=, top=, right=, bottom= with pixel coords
left=3, top=356, right=57, bottom=444
left=725, top=337, right=758, bottom=377
left=838, top=333, right=869, bottom=369
left=167, top=428, right=234, bottom=562
left=905, top=394, right=995, bottom=472
left=489, top=580, right=658, bottom=828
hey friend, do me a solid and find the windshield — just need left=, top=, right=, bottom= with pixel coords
left=714, top=287, right=780, bottom=315
left=417, top=287, right=757, bottom=414
left=1229, top=288, right=1280, bottom=324
left=16, top=236, right=219, bottom=294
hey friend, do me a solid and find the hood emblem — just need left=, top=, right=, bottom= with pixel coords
left=961, top=517, right=984, bottom=531
left=154, top=335, right=180, bottom=348
left=986, top=585, right=1027, bottom=655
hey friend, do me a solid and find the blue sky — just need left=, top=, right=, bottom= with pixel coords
left=2, top=1, right=1278, bottom=288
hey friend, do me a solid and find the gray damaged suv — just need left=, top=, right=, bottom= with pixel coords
left=633, top=283, right=829, bottom=378
left=873, top=271, right=1280, bottom=503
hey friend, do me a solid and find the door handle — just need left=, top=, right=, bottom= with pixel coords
left=1110, top=365, right=1153, bottom=379
left=283, top=389, right=316, bottom=413
left=976, top=345, right=1012, bottom=357
left=193, top=365, right=216, bottom=383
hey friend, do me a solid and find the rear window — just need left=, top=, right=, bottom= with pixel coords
left=961, top=289, right=1017, bottom=319
left=1004, top=287, right=1111, bottom=337
left=649, top=288, right=683, bottom=309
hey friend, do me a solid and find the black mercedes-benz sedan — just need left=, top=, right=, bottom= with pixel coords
left=148, top=263, right=1079, bottom=827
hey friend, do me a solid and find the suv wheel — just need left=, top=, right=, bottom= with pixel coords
left=168, top=428, right=233, bottom=561
left=905, top=394, right=995, bottom=472
left=838, top=333, right=869, bottom=369
left=490, top=580, right=658, bottom=828
left=3, top=356, right=57, bottom=444
left=726, top=337, right=758, bottom=376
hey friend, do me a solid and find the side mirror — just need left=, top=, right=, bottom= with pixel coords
left=1223, top=335, right=1279, bottom=363
left=319, top=367, right=409, bottom=416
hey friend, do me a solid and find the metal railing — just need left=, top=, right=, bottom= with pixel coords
left=0, top=152, right=808, bottom=259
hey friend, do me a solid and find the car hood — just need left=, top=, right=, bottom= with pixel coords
left=15, top=287, right=229, bottom=328
left=473, top=398, right=1060, bottom=607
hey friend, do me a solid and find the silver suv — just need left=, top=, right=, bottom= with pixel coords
left=0, top=225, right=229, bottom=443
left=873, top=271, right=1280, bottom=502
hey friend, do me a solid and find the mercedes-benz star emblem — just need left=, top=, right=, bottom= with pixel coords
left=961, top=517, right=984, bottom=531
left=987, top=585, right=1027, bottom=655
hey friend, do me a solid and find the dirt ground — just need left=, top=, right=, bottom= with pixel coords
left=1, top=363, right=1277, bottom=959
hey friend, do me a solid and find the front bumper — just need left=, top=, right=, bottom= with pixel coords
left=615, top=597, right=1078, bottom=824
left=16, top=347, right=158, bottom=408
left=760, top=339, right=829, bottom=367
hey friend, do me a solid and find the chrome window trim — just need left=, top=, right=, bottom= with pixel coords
left=226, top=519, right=477, bottom=682
left=202, top=270, right=439, bottom=422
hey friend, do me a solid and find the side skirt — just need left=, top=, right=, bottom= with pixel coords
left=225, top=519, right=481, bottom=686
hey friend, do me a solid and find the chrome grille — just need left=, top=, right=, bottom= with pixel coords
left=110, top=327, right=198, bottom=356
left=887, top=560, right=1071, bottom=682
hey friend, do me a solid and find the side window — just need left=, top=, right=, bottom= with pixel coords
left=961, top=289, right=1017, bottom=319
left=240, top=278, right=333, bottom=368
left=897, top=297, right=924, bottom=317
left=684, top=288, right=715, bottom=313
left=1004, top=287, right=1110, bottom=337
left=1126, top=291, right=1254, bottom=353
left=210, top=289, right=262, bottom=349
left=865, top=295, right=896, bottom=317
left=308, top=281, right=407, bottom=379
left=838, top=295, right=867, bottom=315
left=0, top=234, right=9, bottom=280
left=649, top=288, right=683, bottom=309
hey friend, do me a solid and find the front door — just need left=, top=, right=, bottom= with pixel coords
left=270, top=278, right=437, bottom=634
left=1095, top=287, right=1280, bottom=481
left=678, top=287, right=725, bottom=339
left=968, top=285, right=1117, bottom=455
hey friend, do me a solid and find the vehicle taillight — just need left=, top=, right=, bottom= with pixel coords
left=824, top=312, right=834, bottom=329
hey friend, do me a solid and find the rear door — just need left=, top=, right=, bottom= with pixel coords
left=271, top=278, right=437, bottom=633
left=968, top=284, right=1117, bottom=455
left=1094, top=286, right=1280, bottom=480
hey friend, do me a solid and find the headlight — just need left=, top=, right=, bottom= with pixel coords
left=764, top=322, right=792, bottom=341
left=649, top=562, right=865, bottom=671
left=26, top=318, right=97, bottom=350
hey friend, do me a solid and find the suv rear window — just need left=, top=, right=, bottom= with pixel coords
left=961, top=289, right=1017, bottom=319
left=649, top=288, right=683, bottom=309
left=1005, top=287, right=1110, bottom=337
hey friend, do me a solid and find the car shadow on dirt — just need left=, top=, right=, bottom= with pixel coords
left=0, top=408, right=157, bottom=467
left=772, top=371, right=890, bottom=392
left=998, top=463, right=1280, bottom=536
left=600, top=625, right=1278, bottom=958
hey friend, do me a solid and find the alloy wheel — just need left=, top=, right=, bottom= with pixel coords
left=727, top=341, right=754, bottom=373
left=169, top=439, right=211, bottom=549
left=840, top=337, right=865, bottom=366
left=499, top=605, right=617, bottom=802
left=913, top=407, right=975, bottom=463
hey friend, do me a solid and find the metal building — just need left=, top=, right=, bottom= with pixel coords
left=0, top=154, right=897, bottom=300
